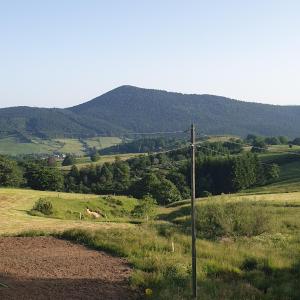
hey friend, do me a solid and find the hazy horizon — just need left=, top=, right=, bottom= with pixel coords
left=1, top=0, right=299, bottom=108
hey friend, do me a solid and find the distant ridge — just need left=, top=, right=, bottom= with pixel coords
left=0, top=85, right=300, bottom=139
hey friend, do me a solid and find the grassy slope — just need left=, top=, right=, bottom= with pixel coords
left=85, top=136, right=122, bottom=149
left=54, top=138, right=86, bottom=156
left=30, top=195, right=138, bottom=222
left=0, top=136, right=122, bottom=156
left=0, top=136, right=61, bottom=155
left=0, top=188, right=133, bottom=235
left=245, top=146, right=300, bottom=194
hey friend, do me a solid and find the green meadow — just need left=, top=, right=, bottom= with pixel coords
left=0, top=135, right=122, bottom=156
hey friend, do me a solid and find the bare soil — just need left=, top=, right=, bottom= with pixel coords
left=0, top=237, right=139, bottom=300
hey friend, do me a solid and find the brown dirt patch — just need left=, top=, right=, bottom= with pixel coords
left=0, top=237, right=139, bottom=300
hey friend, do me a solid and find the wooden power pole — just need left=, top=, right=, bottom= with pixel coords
left=191, top=123, right=197, bottom=299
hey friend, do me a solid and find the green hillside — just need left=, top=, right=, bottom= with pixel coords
left=0, top=135, right=122, bottom=156
left=1, top=86, right=300, bottom=140
left=246, top=148, right=300, bottom=194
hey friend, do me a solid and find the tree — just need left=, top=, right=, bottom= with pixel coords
left=166, top=171, right=190, bottom=199
left=95, top=163, right=114, bottom=193
left=265, top=137, right=280, bottom=145
left=292, top=138, right=300, bottom=146
left=24, top=163, right=64, bottom=191
left=131, top=173, right=160, bottom=199
left=264, top=164, right=280, bottom=182
left=90, top=152, right=100, bottom=162
left=90, top=147, right=100, bottom=162
left=47, top=156, right=57, bottom=167
left=223, top=139, right=244, bottom=154
left=131, top=195, right=157, bottom=220
left=245, top=134, right=257, bottom=144
left=0, top=156, right=23, bottom=187
left=278, top=136, right=289, bottom=144
left=251, top=139, right=268, bottom=153
left=113, top=161, right=130, bottom=191
left=153, top=177, right=182, bottom=205
left=62, top=154, right=76, bottom=166
left=64, top=165, right=80, bottom=192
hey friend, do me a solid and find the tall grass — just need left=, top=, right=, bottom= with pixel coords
left=196, top=201, right=272, bottom=239
left=58, top=217, right=300, bottom=299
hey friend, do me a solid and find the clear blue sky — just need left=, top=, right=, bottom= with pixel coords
left=0, top=0, right=299, bottom=108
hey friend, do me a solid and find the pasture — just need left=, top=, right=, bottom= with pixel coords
left=0, top=189, right=132, bottom=235
left=0, top=135, right=122, bottom=156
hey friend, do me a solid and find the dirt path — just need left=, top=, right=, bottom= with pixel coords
left=0, top=237, right=139, bottom=300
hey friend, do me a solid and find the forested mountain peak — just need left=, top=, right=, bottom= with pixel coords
left=0, top=85, right=300, bottom=139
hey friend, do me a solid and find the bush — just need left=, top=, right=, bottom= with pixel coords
left=62, top=154, right=76, bottom=166
left=32, top=198, right=53, bottom=215
left=90, top=153, right=100, bottom=162
left=196, top=201, right=271, bottom=239
left=131, top=195, right=157, bottom=219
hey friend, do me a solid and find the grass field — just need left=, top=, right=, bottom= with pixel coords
left=60, top=153, right=144, bottom=170
left=53, top=138, right=86, bottom=156
left=0, top=135, right=122, bottom=156
left=204, top=135, right=240, bottom=143
left=84, top=136, right=122, bottom=149
left=0, top=189, right=133, bottom=235
left=1, top=188, right=300, bottom=299
left=244, top=149, right=300, bottom=194
left=0, top=136, right=62, bottom=155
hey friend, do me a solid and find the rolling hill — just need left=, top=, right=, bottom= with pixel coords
left=1, top=85, right=300, bottom=139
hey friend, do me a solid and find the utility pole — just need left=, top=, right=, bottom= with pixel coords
left=191, top=123, right=197, bottom=299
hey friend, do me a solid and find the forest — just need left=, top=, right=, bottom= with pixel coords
left=0, top=137, right=280, bottom=205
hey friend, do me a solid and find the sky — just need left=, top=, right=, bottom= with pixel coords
left=0, top=0, right=300, bottom=108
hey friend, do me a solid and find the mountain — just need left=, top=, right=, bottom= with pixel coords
left=0, top=85, right=300, bottom=139
left=0, top=106, right=124, bottom=139
left=70, top=85, right=300, bottom=137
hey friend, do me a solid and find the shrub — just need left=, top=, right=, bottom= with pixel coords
left=90, top=153, right=100, bottom=162
left=196, top=201, right=271, bottom=239
left=241, top=257, right=258, bottom=271
left=32, top=198, right=53, bottom=215
left=164, top=263, right=190, bottom=288
left=131, top=195, right=157, bottom=219
left=62, top=154, right=76, bottom=166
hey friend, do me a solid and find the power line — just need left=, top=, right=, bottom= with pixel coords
left=125, top=129, right=188, bottom=135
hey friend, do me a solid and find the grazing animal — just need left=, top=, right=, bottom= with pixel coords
left=86, top=208, right=100, bottom=218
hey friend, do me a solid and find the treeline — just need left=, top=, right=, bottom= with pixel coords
left=0, top=145, right=279, bottom=205
left=246, top=134, right=290, bottom=145
left=246, top=134, right=300, bottom=152
left=193, top=154, right=279, bottom=195
left=0, top=156, right=64, bottom=191
left=65, top=151, right=279, bottom=200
